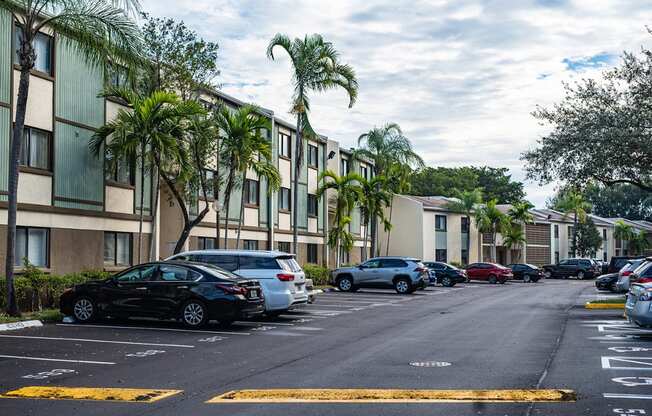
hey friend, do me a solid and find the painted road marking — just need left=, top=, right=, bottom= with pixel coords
left=56, top=323, right=250, bottom=336
left=206, top=388, right=576, bottom=403
left=602, top=357, right=652, bottom=370
left=125, top=349, right=165, bottom=357
left=22, top=369, right=76, bottom=380
left=0, top=386, right=182, bottom=402
left=604, top=393, right=652, bottom=400
left=0, top=334, right=195, bottom=348
left=235, top=321, right=294, bottom=326
left=289, top=326, right=323, bottom=331
left=0, top=355, right=115, bottom=365
left=609, top=347, right=652, bottom=353
left=612, top=377, right=652, bottom=387
left=198, top=336, right=225, bottom=342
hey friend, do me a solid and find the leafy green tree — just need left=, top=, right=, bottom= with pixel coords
left=446, top=188, right=483, bottom=264
left=554, top=191, right=592, bottom=257
left=267, top=33, right=358, bottom=254
left=502, top=224, right=527, bottom=263
left=1, top=0, right=143, bottom=317
left=574, top=217, right=603, bottom=258
left=475, top=199, right=509, bottom=263
left=614, top=219, right=635, bottom=242
left=522, top=46, right=652, bottom=192
left=316, top=171, right=363, bottom=268
left=359, top=176, right=392, bottom=261
left=91, top=89, right=207, bottom=255
left=215, top=105, right=280, bottom=248
left=629, top=231, right=650, bottom=255
left=355, top=123, right=423, bottom=256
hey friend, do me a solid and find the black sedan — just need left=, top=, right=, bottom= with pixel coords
left=60, top=261, right=264, bottom=328
left=423, top=262, right=467, bottom=287
left=595, top=272, right=620, bottom=292
left=508, top=263, right=544, bottom=283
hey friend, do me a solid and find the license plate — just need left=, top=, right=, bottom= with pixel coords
left=249, top=290, right=259, bottom=299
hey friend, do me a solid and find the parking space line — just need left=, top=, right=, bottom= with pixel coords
left=234, top=321, right=294, bottom=326
left=0, top=355, right=115, bottom=365
left=0, top=386, right=182, bottom=402
left=0, top=334, right=195, bottom=348
left=603, top=393, right=652, bottom=400
left=56, top=323, right=250, bottom=336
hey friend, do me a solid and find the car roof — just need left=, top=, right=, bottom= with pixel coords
left=168, top=249, right=295, bottom=259
left=368, top=256, right=420, bottom=261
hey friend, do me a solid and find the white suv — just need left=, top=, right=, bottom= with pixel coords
left=167, top=250, right=308, bottom=316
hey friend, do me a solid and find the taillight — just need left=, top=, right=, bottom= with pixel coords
left=216, top=284, right=246, bottom=295
left=277, top=273, right=295, bottom=282
left=622, top=271, right=632, bottom=276
left=414, top=267, right=426, bottom=272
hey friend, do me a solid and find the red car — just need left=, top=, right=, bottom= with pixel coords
left=465, top=262, right=513, bottom=284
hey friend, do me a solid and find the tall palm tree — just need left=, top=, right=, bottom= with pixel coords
left=316, top=170, right=363, bottom=268
left=630, top=231, right=650, bottom=255
left=355, top=123, right=424, bottom=256
left=614, top=220, right=635, bottom=254
left=215, top=105, right=280, bottom=248
left=507, top=201, right=534, bottom=262
left=502, top=224, right=527, bottom=263
left=91, top=89, right=206, bottom=255
left=1, top=0, right=142, bottom=317
left=384, top=163, right=412, bottom=255
left=359, top=176, right=391, bottom=261
left=556, top=191, right=591, bottom=257
left=267, top=33, right=358, bottom=255
left=446, top=188, right=483, bottom=265
left=475, top=199, right=509, bottom=263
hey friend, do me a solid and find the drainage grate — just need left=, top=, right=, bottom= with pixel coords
left=409, top=361, right=451, bottom=367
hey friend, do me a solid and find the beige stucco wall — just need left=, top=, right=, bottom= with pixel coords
left=279, top=159, right=291, bottom=188
left=308, top=217, right=317, bottom=233
left=105, top=185, right=134, bottom=214
left=244, top=207, right=258, bottom=227
left=377, top=195, right=422, bottom=258
left=17, top=173, right=51, bottom=205
left=279, top=212, right=291, bottom=230
left=105, top=100, right=127, bottom=122
left=0, top=208, right=150, bottom=234
left=14, top=72, right=53, bottom=131
left=308, top=167, right=318, bottom=194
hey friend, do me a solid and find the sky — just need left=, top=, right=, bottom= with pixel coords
left=141, top=0, right=652, bottom=207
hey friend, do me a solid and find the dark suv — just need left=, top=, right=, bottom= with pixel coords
left=607, top=256, right=645, bottom=274
left=542, top=258, right=601, bottom=280
left=423, top=262, right=467, bottom=287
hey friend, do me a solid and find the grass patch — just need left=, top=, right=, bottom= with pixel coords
left=587, top=297, right=626, bottom=304
left=0, top=308, right=62, bottom=324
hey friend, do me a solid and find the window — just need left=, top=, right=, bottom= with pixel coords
left=15, top=227, right=48, bottom=267
left=360, top=166, right=368, bottom=179
left=20, top=127, right=50, bottom=170
left=238, top=255, right=279, bottom=269
left=159, top=265, right=200, bottom=281
left=105, top=154, right=132, bottom=185
left=554, top=225, right=559, bottom=238
left=603, top=252, right=607, bottom=262
left=204, top=170, right=215, bottom=199
left=339, top=246, right=350, bottom=264
left=435, top=215, right=447, bottom=231
left=198, top=237, right=216, bottom=250
left=461, top=249, right=468, bottom=265
left=104, top=232, right=131, bottom=266
left=307, top=243, right=318, bottom=263
left=435, top=249, right=447, bottom=262
left=278, top=241, right=291, bottom=253
left=555, top=251, right=560, bottom=263
left=362, top=259, right=381, bottom=268
left=603, top=229, right=607, bottom=240
left=461, top=217, right=469, bottom=233
left=568, top=226, right=574, bottom=240
left=109, top=64, right=128, bottom=88
left=244, top=179, right=259, bottom=206
left=307, top=194, right=318, bottom=216
left=340, top=158, right=349, bottom=175
left=243, top=240, right=259, bottom=250
left=196, top=254, right=238, bottom=272
left=279, top=132, right=291, bottom=158
left=15, top=27, right=53, bottom=75
left=380, top=259, right=407, bottom=268
left=279, top=187, right=291, bottom=211
left=308, top=144, right=318, bottom=168
left=116, top=265, right=157, bottom=282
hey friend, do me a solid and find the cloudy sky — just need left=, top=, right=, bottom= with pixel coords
left=142, top=0, right=652, bottom=207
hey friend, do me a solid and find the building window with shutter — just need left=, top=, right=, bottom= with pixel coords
left=279, top=132, right=291, bottom=158
left=15, top=227, right=49, bottom=267
left=244, top=179, right=259, bottom=206
left=279, top=187, right=291, bottom=211
left=307, top=243, right=318, bottom=263
left=104, top=232, right=131, bottom=267
left=243, top=240, right=259, bottom=250
left=307, top=194, right=318, bottom=216
left=20, top=127, right=51, bottom=171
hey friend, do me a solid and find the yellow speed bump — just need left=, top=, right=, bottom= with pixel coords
left=585, top=302, right=625, bottom=309
left=207, top=389, right=576, bottom=403
left=0, top=386, right=182, bottom=402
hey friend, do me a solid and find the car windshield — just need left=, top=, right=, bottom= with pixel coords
left=277, top=256, right=302, bottom=272
left=633, top=261, right=651, bottom=275
left=622, top=260, right=645, bottom=273
left=525, top=264, right=538, bottom=269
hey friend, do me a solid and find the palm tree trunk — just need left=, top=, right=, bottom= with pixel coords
left=137, top=146, right=145, bottom=263
left=466, top=215, right=471, bottom=265
left=491, top=232, right=497, bottom=263
left=236, top=172, right=246, bottom=248
left=362, top=218, right=369, bottom=261
left=149, top=169, right=160, bottom=261
left=5, top=67, right=31, bottom=317
left=222, top=173, right=234, bottom=248
left=292, top=112, right=302, bottom=255
left=572, top=212, right=578, bottom=257
left=385, top=200, right=394, bottom=256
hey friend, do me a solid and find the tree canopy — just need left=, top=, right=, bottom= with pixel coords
left=574, top=217, right=603, bottom=258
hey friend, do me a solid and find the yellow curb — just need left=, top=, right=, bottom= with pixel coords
left=206, top=388, right=577, bottom=403
left=585, top=302, right=625, bottom=309
left=0, top=386, right=182, bottom=402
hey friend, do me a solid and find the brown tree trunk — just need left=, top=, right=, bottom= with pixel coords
left=385, top=200, right=394, bottom=256
left=137, top=146, right=145, bottom=263
left=236, top=172, right=246, bottom=248
left=222, top=172, right=235, bottom=248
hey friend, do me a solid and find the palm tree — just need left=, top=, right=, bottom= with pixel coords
left=384, top=163, right=412, bottom=255
left=629, top=231, right=650, bottom=255
left=316, top=170, right=363, bottom=268
left=355, top=123, right=424, bottom=256
left=614, top=220, right=635, bottom=254
left=556, top=191, right=591, bottom=257
left=91, top=89, right=207, bottom=255
left=507, top=201, right=534, bottom=262
left=359, top=176, right=392, bottom=261
left=215, top=105, right=280, bottom=248
left=475, top=199, right=509, bottom=263
left=1, top=0, right=142, bottom=317
left=502, top=224, right=527, bottom=263
left=267, top=33, right=358, bottom=255
left=446, top=188, right=483, bottom=265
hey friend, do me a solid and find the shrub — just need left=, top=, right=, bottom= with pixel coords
left=449, top=261, right=466, bottom=269
left=302, top=264, right=330, bottom=286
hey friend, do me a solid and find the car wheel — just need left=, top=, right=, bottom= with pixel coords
left=577, top=271, right=585, bottom=280
left=181, top=300, right=208, bottom=328
left=488, top=275, right=497, bottom=284
left=72, top=296, right=97, bottom=323
left=523, top=274, right=532, bottom=283
left=498, top=279, right=506, bottom=284
left=544, top=270, right=552, bottom=279
left=337, top=276, right=355, bottom=292
left=442, top=277, right=453, bottom=287
left=610, top=282, right=618, bottom=292
left=394, top=278, right=412, bottom=294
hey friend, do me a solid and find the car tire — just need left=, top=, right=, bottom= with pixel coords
left=523, top=274, right=532, bottom=283
left=577, top=271, right=585, bottom=280
left=336, top=276, right=355, bottom=292
left=544, top=270, right=552, bottom=279
left=181, top=300, right=208, bottom=328
left=394, top=278, right=412, bottom=294
left=610, top=282, right=618, bottom=292
left=488, top=275, right=497, bottom=284
left=72, top=296, right=97, bottom=323
left=498, top=279, right=506, bottom=284
left=441, top=277, right=454, bottom=287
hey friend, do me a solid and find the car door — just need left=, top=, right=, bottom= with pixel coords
left=101, top=264, right=158, bottom=316
left=564, top=259, right=579, bottom=277
left=378, top=259, right=408, bottom=286
left=354, top=259, right=381, bottom=287
left=510, top=265, right=522, bottom=279
left=466, top=264, right=480, bottom=280
left=146, top=264, right=202, bottom=317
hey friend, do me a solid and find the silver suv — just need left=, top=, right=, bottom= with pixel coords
left=330, top=257, right=429, bottom=294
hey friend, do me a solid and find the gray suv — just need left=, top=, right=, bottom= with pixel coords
left=330, top=257, right=430, bottom=294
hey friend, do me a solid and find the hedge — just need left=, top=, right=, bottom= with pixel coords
left=302, top=264, right=330, bottom=286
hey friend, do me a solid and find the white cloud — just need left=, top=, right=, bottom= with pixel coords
left=141, top=0, right=652, bottom=207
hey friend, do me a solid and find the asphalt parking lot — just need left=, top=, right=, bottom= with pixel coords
left=1, top=280, right=651, bottom=416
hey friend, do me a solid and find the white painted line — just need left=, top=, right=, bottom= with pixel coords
left=56, top=323, right=250, bottom=336
left=0, top=320, right=43, bottom=332
left=603, top=393, right=652, bottom=400
left=234, top=321, right=294, bottom=326
left=290, top=327, right=323, bottom=331
left=296, top=309, right=352, bottom=314
left=0, top=355, right=115, bottom=365
left=309, top=303, right=374, bottom=309
left=314, top=299, right=381, bottom=304
left=602, top=356, right=652, bottom=370
left=0, top=334, right=195, bottom=348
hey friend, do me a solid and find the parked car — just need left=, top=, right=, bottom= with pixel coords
left=330, top=256, right=430, bottom=294
left=465, top=262, right=513, bottom=284
left=592, top=259, right=608, bottom=275
left=60, top=261, right=265, bottom=327
left=607, top=255, right=645, bottom=274
left=542, top=258, right=601, bottom=280
left=167, top=250, right=308, bottom=317
left=423, top=261, right=467, bottom=287
left=615, top=258, right=648, bottom=292
left=625, top=282, right=652, bottom=327
left=507, top=263, right=543, bottom=283
left=595, top=272, right=620, bottom=292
